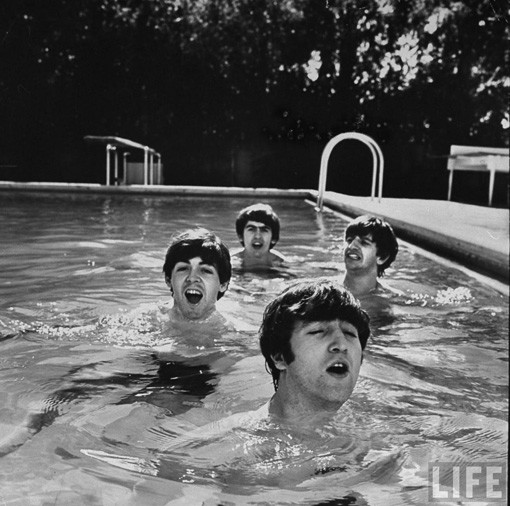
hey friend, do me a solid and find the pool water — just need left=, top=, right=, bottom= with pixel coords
left=0, top=192, right=507, bottom=505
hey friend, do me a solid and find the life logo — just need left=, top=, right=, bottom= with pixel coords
left=429, top=461, right=507, bottom=502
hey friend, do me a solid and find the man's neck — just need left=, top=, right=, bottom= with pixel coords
left=169, top=305, right=220, bottom=324
left=268, top=390, right=341, bottom=431
left=241, top=250, right=274, bottom=268
left=342, top=271, right=379, bottom=298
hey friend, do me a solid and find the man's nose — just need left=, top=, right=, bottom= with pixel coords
left=329, top=327, right=348, bottom=352
left=187, top=267, right=200, bottom=281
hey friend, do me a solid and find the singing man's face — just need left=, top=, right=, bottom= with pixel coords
left=241, top=220, right=273, bottom=257
left=167, top=256, right=228, bottom=320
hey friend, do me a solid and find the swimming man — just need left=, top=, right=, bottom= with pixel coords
left=81, top=280, right=384, bottom=490
left=121, top=279, right=370, bottom=444
left=260, top=279, right=370, bottom=427
left=232, top=203, right=285, bottom=270
left=0, top=228, right=235, bottom=457
left=163, top=227, right=231, bottom=325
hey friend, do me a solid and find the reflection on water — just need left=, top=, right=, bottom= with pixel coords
left=0, top=192, right=507, bottom=505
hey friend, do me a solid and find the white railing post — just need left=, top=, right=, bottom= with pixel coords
left=113, top=147, right=119, bottom=185
left=143, top=146, right=149, bottom=185
left=106, top=144, right=112, bottom=185
left=156, top=153, right=161, bottom=184
left=376, top=143, right=384, bottom=202
left=149, top=151, right=154, bottom=185
left=122, top=152, right=130, bottom=185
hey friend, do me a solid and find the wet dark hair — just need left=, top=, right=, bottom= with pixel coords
left=162, top=228, right=231, bottom=300
left=259, top=279, right=370, bottom=391
left=344, top=215, right=398, bottom=276
left=235, top=203, right=280, bottom=247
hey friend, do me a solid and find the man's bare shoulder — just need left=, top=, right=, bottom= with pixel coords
left=270, top=249, right=286, bottom=263
left=231, top=247, right=244, bottom=259
left=376, top=279, right=405, bottom=296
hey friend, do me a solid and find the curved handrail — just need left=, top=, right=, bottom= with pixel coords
left=316, top=132, right=384, bottom=211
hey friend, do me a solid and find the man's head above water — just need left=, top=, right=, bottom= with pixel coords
left=344, top=215, right=398, bottom=278
left=163, top=228, right=231, bottom=321
left=235, top=203, right=280, bottom=249
left=233, top=203, right=285, bottom=269
left=260, top=279, right=370, bottom=420
left=341, top=215, right=399, bottom=298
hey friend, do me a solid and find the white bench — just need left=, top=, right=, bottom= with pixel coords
left=447, top=145, right=509, bottom=206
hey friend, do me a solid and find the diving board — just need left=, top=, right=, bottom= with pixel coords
left=84, top=136, right=162, bottom=186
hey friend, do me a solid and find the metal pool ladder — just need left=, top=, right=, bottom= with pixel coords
left=316, top=132, right=384, bottom=211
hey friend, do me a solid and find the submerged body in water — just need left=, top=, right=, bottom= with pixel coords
left=82, top=399, right=407, bottom=493
left=0, top=301, right=256, bottom=457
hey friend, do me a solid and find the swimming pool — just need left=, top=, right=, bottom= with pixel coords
left=0, top=191, right=507, bottom=505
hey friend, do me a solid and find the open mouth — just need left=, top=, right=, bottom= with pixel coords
left=184, top=289, right=203, bottom=305
left=326, top=362, right=349, bottom=377
left=345, top=251, right=361, bottom=260
left=252, top=241, right=264, bottom=250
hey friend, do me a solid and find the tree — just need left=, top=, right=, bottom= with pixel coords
left=1, top=0, right=507, bottom=199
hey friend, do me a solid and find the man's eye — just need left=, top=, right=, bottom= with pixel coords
left=201, top=267, right=214, bottom=274
left=176, top=266, right=188, bottom=272
left=308, top=328, right=324, bottom=335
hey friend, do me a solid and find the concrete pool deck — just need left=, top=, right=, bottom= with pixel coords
left=0, top=181, right=508, bottom=287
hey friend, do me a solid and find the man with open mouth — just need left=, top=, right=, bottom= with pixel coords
left=132, top=280, right=377, bottom=484
left=163, top=228, right=231, bottom=323
left=0, top=229, right=232, bottom=458
left=232, top=203, right=286, bottom=270
left=259, top=279, right=370, bottom=427
left=341, top=215, right=399, bottom=298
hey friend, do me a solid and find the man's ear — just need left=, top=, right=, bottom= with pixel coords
left=376, top=254, right=389, bottom=266
left=219, top=281, right=229, bottom=295
left=271, top=352, right=287, bottom=371
left=165, top=275, right=173, bottom=294
left=237, top=234, right=244, bottom=247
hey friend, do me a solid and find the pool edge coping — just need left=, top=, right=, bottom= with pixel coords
left=0, top=181, right=311, bottom=198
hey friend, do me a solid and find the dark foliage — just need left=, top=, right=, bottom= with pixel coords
left=0, top=0, right=508, bottom=204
